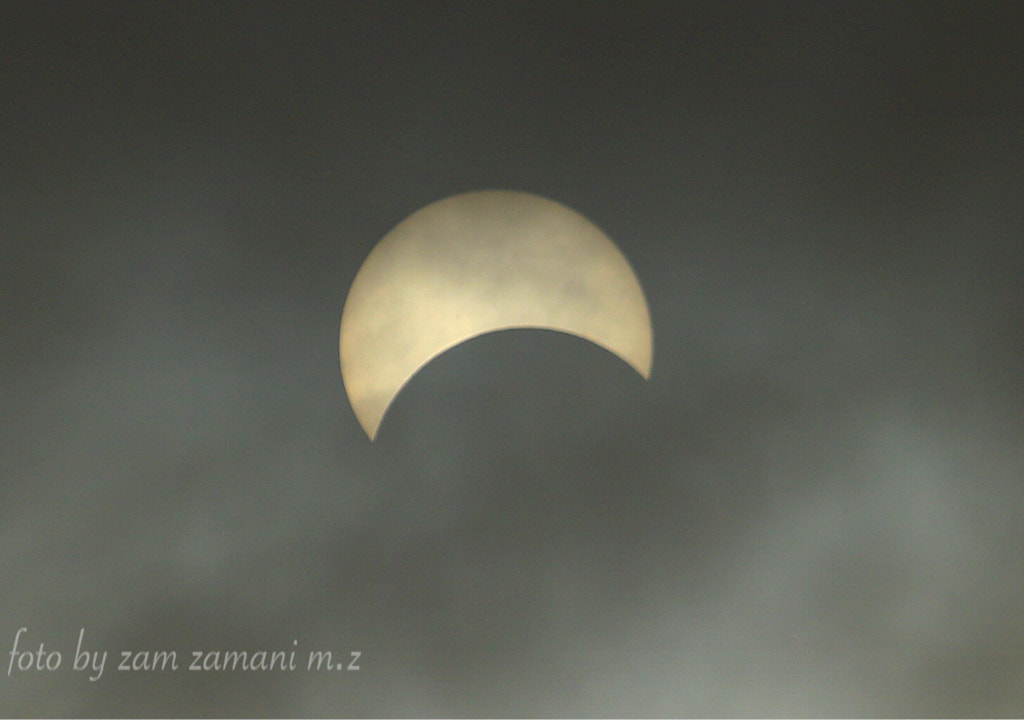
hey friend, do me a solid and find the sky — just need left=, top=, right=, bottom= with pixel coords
left=2, top=1, right=1023, bottom=716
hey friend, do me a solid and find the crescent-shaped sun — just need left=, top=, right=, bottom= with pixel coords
left=340, top=190, right=653, bottom=440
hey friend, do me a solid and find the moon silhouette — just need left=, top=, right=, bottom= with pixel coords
left=340, top=190, right=653, bottom=440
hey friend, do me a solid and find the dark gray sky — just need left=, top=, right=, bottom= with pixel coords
left=2, top=2, right=1023, bottom=716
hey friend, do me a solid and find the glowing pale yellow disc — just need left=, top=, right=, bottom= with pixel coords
left=340, top=190, right=653, bottom=439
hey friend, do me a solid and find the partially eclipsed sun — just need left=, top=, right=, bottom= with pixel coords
left=340, top=190, right=653, bottom=440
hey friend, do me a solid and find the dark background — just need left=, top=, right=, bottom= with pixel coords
left=2, top=1, right=1022, bottom=716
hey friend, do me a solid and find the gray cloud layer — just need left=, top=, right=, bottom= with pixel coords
left=2, top=2, right=1022, bottom=716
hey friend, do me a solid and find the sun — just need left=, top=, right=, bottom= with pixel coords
left=340, top=190, right=653, bottom=440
